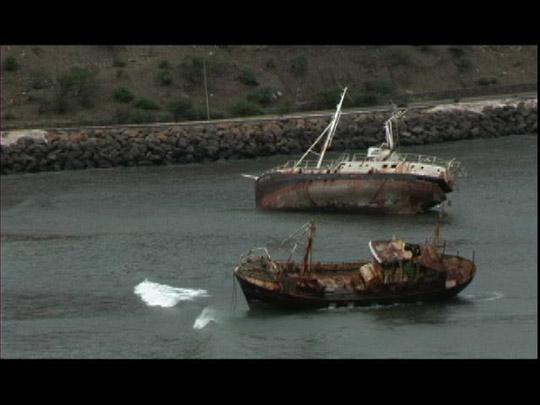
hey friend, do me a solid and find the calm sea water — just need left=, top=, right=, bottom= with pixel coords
left=1, top=135, right=537, bottom=358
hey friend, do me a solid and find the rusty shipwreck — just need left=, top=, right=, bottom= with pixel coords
left=244, top=87, right=465, bottom=214
left=234, top=221, right=476, bottom=310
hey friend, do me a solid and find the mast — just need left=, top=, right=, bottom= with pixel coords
left=301, top=221, right=316, bottom=277
left=431, top=202, right=447, bottom=254
left=316, top=87, right=348, bottom=168
left=293, top=87, right=348, bottom=169
left=383, top=109, right=407, bottom=151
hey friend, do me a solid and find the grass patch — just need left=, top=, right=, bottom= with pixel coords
left=449, top=46, right=473, bottom=73
left=448, top=46, right=466, bottom=58
left=455, top=58, right=473, bottom=72
left=477, top=77, right=498, bottom=86
left=210, top=110, right=226, bottom=119
left=113, top=87, right=135, bottom=103
left=179, top=57, right=203, bottom=86
left=3, top=111, right=16, bottom=120
left=113, top=58, right=127, bottom=68
left=363, top=80, right=395, bottom=96
left=229, top=99, right=263, bottom=117
left=114, top=108, right=160, bottom=124
left=387, top=48, right=412, bottom=66
left=168, top=99, right=196, bottom=120
left=315, top=87, right=352, bottom=109
left=54, top=66, right=99, bottom=112
left=157, top=70, right=173, bottom=86
left=135, top=98, right=160, bottom=110
left=236, top=68, right=259, bottom=86
left=30, top=70, right=52, bottom=89
left=290, top=55, right=308, bottom=76
left=277, top=100, right=293, bottom=115
left=247, top=87, right=279, bottom=106
left=415, top=45, right=435, bottom=53
left=265, top=59, right=276, bottom=69
left=3, top=55, right=19, bottom=72
left=352, top=94, right=379, bottom=107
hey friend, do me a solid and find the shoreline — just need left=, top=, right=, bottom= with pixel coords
left=1, top=96, right=537, bottom=176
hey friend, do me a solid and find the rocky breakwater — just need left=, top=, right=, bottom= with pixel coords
left=0, top=98, right=536, bottom=175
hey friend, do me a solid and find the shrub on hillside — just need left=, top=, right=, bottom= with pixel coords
left=364, top=80, right=395, bottom=96
left=388, top=48, right=412, bottom=66
left=229, top=100, right=263, bottom=117
left=30, top=94, right=51, bottom=115
left=157, top=70, right=173, bottom=86
left=455, top=57, right=473, bottom=72
left=135, top=98, right=160, bottom=110
left=56, top=66, right=99, bottom=109
left=53, top=91, right=69, bottom=114
left=448, top=46, right=466, bottom=58
left=316, top=87, right=351, bottom=109
left=3, top=55, right=20, bottom=72
left=236, top=68, right=258, bottom=86
left=352, top=94, right=379, bottom=107
left=448, top=46, right=473, bottom=72
left=113, top=87, right=135, bottom=103
left=277, top=100, right=293, bottom=115
left=168, top=99, right=195, bottom=120
left=290, top=55, right=308, bottom=76
left=158, top=60, right=170, bottom=69
left=31, top=70, right=52, bottom=89
left=3, top=111, right=16, bottom=120
left=477, top=77, right=498, bottom=86
left=416, top=45, right=435, bottom=53
left=114, top=107, right=166, bottom=125
left=180, top=57, right=204, bottom=86
left=247, top=87, right=279, bottom=106
left=113, top=58, right=126, bottom=68
left=210, top=110, right=226, bottom=119
left=265, top=59, right=276, bottom=69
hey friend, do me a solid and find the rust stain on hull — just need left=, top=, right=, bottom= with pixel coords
left=255, top=172, right=450, bottom=214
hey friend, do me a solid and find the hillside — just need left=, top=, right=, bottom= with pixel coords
left=0, top=45, right=537, bottom=129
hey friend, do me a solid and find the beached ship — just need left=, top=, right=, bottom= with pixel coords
left=234, top=221, right=476, bottom=310
left=244, top=87, right=465, bottom=214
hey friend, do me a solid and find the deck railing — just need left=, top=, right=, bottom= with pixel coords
left=264, top=152, right=467, bottom=176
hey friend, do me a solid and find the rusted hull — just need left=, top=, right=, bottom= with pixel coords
left=255, top=172, right=451, bottom=214
left=235, top=273, right=472, bottom=310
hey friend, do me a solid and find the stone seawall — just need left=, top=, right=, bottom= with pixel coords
left=0, top=98, right=537, bottom=175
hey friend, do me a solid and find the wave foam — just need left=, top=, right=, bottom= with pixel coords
left=193, top=307, right=218, bottom=330
left=463, top=291, right=504, bottom=302
left=134, top=279, right=209, bottom=308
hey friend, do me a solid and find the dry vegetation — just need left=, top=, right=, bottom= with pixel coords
left=1, top=45, right=537, bottom=128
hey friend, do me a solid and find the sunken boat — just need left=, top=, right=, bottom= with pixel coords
left=234, top=221, right=476, bottom=310
left=244, top=87, right=465, bottom=214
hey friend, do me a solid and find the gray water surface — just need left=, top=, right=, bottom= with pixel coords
left=1, top=135, right=537, bottom=358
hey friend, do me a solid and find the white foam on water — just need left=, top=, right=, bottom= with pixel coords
left=463, top=291, right=504, bottom=302
left=193, top=306, right=218, bottom=330
left=134, top=279, right=209, bottom=308
left=316, top=302, right=403, bottom=313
